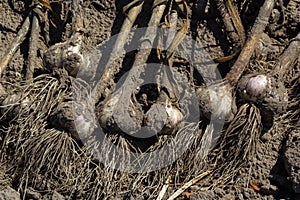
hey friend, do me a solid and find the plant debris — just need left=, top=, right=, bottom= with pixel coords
left=0, top=0, right=299, bottom=199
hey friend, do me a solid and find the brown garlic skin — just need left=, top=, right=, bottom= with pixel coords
left=237, top=73, right=288, bottom=120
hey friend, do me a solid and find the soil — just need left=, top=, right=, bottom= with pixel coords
left=0, top=0, right=299, bottom=199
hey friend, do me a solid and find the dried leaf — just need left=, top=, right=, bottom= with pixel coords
left=250, top=180, right=261, bottom=191
left=226, top=0, right=245, bottom=45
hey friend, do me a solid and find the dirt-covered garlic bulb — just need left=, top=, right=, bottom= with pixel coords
left=196, top=82, right=237, bottom=123
left=49, top=101, right=96, bottom=141
left=44, top=34, right=99, bottom=79
left=144, top=100, right=183, bottom=136
left=237, top=73, right=288, bottom=117
left=98, top=91, right=144, bottom=134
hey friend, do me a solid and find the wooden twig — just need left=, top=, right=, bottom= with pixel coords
left=213, top=0, right=245, bottom=63
left=26, top=13, right=40, bottom=80
left=214, top=0, right=243, bottom=46
left=0, top=15, right=31, bottom=77
left=167, top=170, right=211, bottom=200
left=226, top=0, right=275, bottom=86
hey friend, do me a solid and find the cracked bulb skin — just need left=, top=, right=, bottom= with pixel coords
left=237, top=73, right=288, bottom=122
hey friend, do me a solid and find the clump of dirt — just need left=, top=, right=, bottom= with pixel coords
left=0, top=0, right=299, bottom=199
left=284, top=121, right=300, bottom=194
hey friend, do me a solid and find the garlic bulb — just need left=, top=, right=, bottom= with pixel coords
left=144, top=100, right=183, bottom=135
left=237, top=74, right=269, bottom=102
left=98, top=91, right=144, bottom=134
left=44, top=34, right=99, bottom=79
left=50, top=101, right=96, bottom=140
left=196, top=82, right=237, bottom=123
left=237, top=73, right=288, bottom=117
left=164, top=101, right=183, bottom=128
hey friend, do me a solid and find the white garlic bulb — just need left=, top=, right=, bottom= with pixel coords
left=237, top=73, right=288, bottom=118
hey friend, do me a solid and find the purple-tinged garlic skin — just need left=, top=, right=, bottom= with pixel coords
left=237, top=74, right=269, bottom=102
left=237, top=73, right=288, bottom=117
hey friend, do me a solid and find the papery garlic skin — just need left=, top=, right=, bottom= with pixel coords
left=165, top=102, right=183, bottom=128
left=144, top=101, right=183, bottom=135
left=237, top=73, right=288, bottom=119
left=44, top=34, right=99, bottom=80
left=197, top=83, right=237, bottom=123
left=237, top=74, right=269, bottom=102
